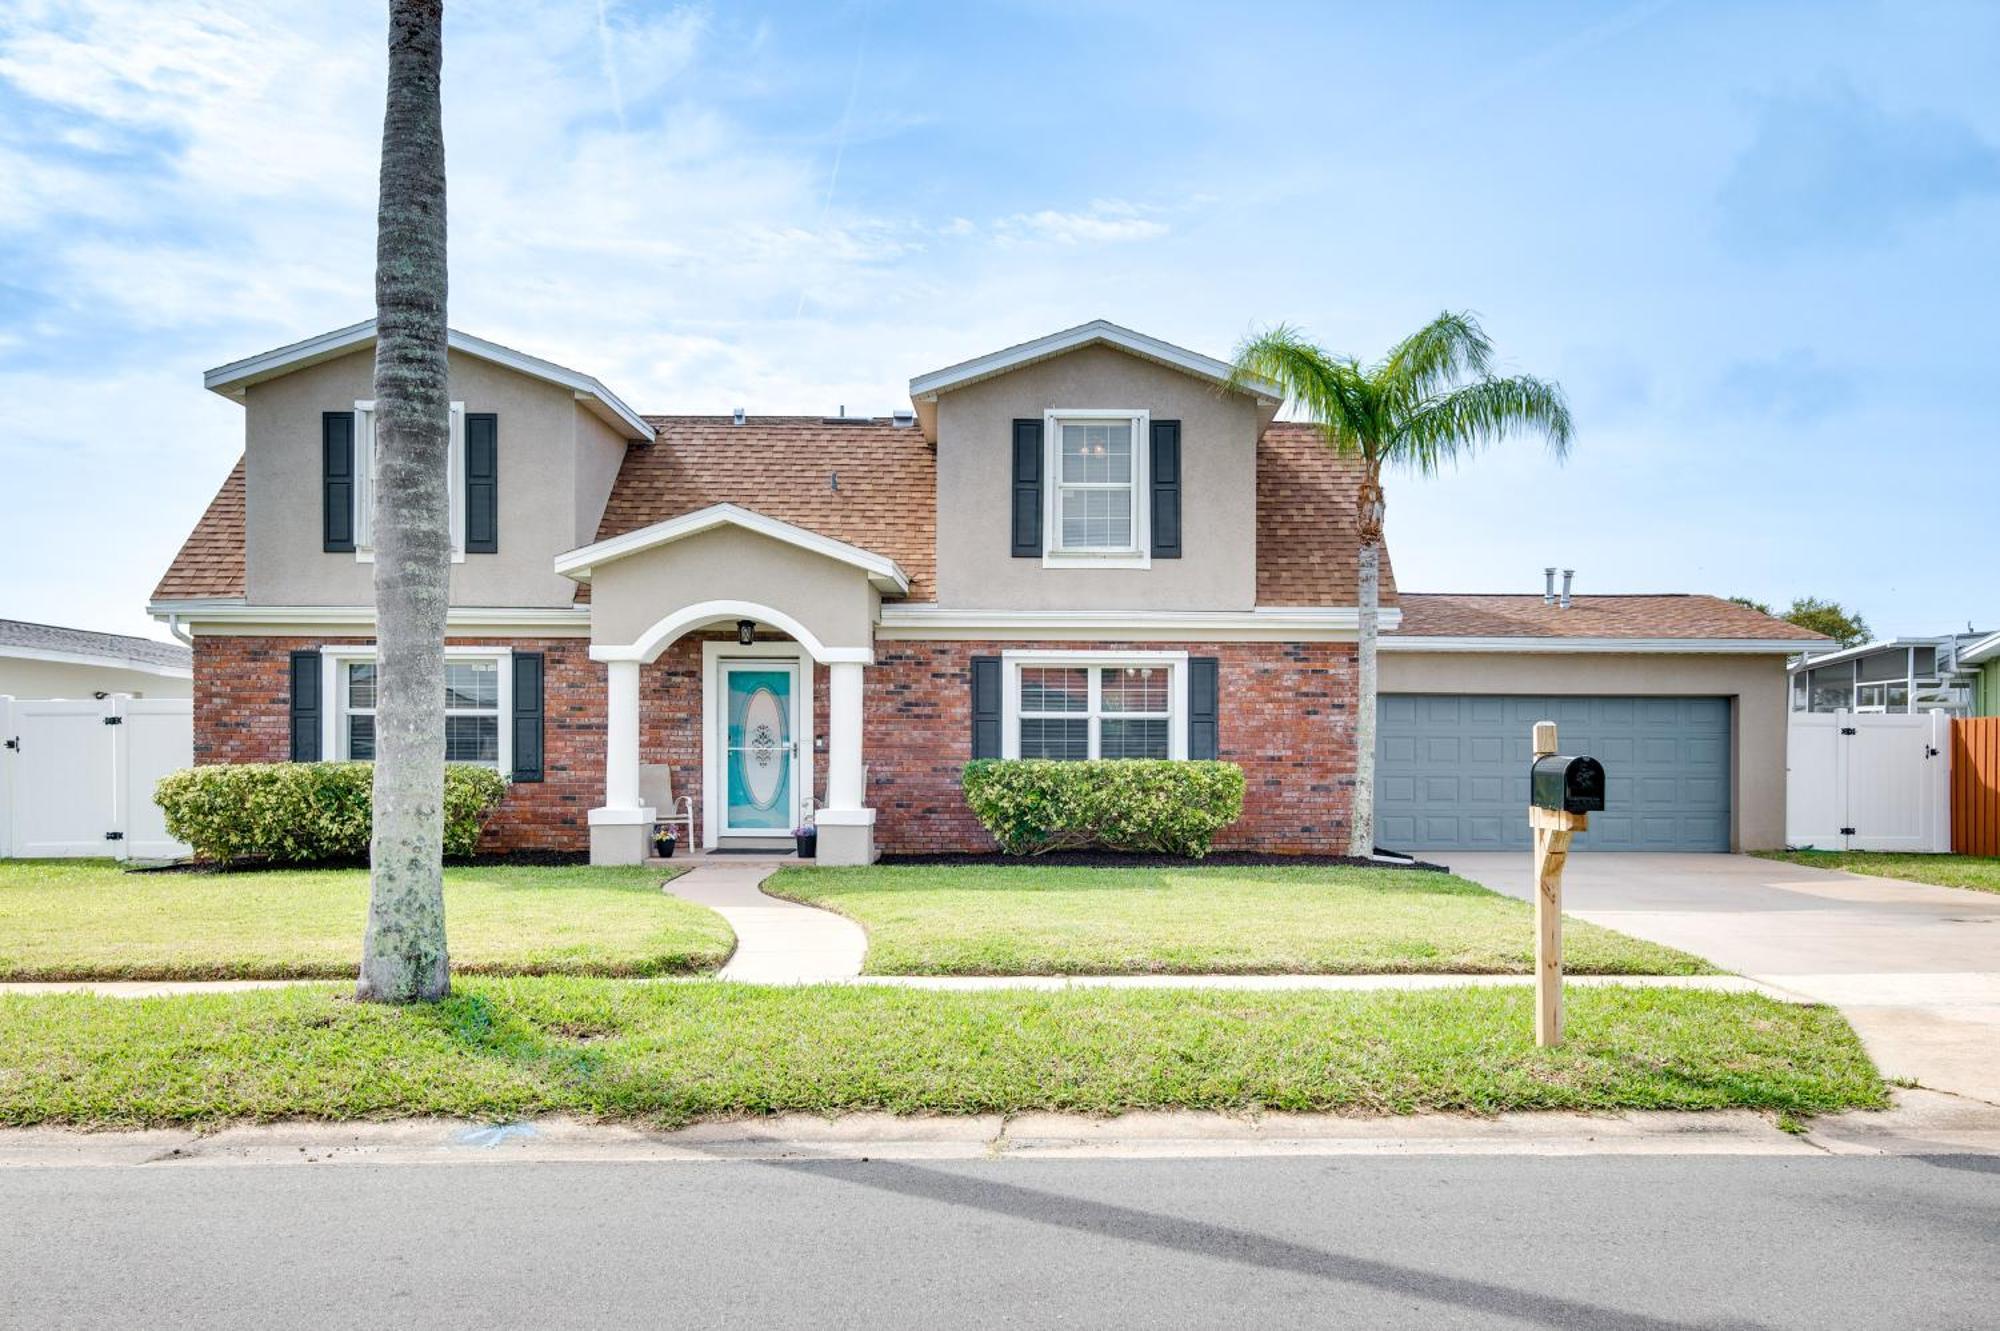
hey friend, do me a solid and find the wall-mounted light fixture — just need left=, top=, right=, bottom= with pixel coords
left=736, top=619, right=756, bottom=646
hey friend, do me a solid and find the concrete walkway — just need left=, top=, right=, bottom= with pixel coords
left=664, top=859, right=868, bottom=983
left=1443, top=852, right=2000, bottom=1106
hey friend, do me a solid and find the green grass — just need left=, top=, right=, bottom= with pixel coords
left=0, top=860, right=733, bottom=981
left=769, top=864, right=1714, bottom=976
left=1753, top=850, right=2000, bottom=896
left=0, top=978, right=1885, bottom=1128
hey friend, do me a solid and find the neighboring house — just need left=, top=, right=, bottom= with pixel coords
left=0, top=619, right=192, bottom=700
left=151, top=318, right=1820, bottom=864
left=1788, top=631, right=1995, bottom=718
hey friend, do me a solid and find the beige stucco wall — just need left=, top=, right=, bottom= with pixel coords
left=932, top=344, right=1261, bottom=610
left=242, top=348, right=626, bottom=608
left=586, top=525, right=880, bottom=656
left=0, top=658, right=191, bottom=699
left=1378, top=650, right=1792, bottom=851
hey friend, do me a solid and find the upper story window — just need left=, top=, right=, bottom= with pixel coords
left=350, top=400, right=468, bottom=561
left=1044, top=408, right=1149, bottom=568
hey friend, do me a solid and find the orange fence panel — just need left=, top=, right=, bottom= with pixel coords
left=1952, top=718, right=2000, bottom=856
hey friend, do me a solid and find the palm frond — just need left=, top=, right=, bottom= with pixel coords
left=1388, top=373, right=1573, bottom=476
left=1229, top=325, right=1371, bottom=451
left=1379, top=311, right=1493, bottom=403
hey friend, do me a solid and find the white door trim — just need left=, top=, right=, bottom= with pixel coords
left=701, top=641, right=814, bottom=847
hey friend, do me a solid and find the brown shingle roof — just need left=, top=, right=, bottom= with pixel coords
left=152, top=458, right=245, bottom=601
left=594, top=416, right=939, bottom=601
left=1391, top=593, right=1831, bottom=641
left=1255, top=423, right=1397, bottom=606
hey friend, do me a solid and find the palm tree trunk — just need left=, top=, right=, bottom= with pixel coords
left=1351, top=539, right=1378, bottom=858
left=357, top=0, right=450, bottom=1003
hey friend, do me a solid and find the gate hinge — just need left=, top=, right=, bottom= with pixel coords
left=104, top=831, right=124, bottom=841
left=1839, top=726, right=1857, bottom=736
left=2, top=737, right=16, bottom=751
left=102, top=714, right=123, bottom=726
left=1840, top=826, right=1856, bottom=837
left=1926, top=746, right=1940, bottom=758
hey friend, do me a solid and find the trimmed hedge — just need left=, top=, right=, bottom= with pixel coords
left=155, top=763, right=508, bottom=864
left=961, top=759, right=1246, bottom=858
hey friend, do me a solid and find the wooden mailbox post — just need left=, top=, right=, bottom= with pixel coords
left=1529, top=720, right=1586, bottom=1047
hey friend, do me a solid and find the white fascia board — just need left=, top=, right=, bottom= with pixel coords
left=0, top=645, right=192, bottom=678
left=1380, top=635, right=1823, bottom=655
left=1958, top=631, right=2000, bottom=666
left=148, top=600, right=592, bottom=636
left=555, top=503, right=911, bottom=595
left=203, top=321, right=654, bottom=442
left=874, top=605, right=1394, bottom=641
left=1786, top=636, right=1939, bottom=672
left=907, top=319, right=1283, bottom=405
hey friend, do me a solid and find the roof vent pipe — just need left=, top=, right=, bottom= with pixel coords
left=1543, top=568, right=1557, bottom=605
left=732, top=407, right=745, bottom=426
left=1560, top=569, right=1574, bottom=609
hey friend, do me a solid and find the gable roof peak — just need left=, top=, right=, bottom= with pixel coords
left=907, top=319, right=1284, bottom=412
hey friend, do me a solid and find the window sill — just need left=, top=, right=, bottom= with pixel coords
left=1042, top=551, right=1151, bottom=570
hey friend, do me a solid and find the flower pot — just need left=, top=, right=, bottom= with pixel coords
left=654, top=834, right=677, bottom=859
left=795, top=834, right=817, bottom=860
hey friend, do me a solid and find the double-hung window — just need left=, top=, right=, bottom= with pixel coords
left=1044, top=409, right=1148, bottom=565
left=325, top=647, right=510, bottom=770
left=352, top=400, right=468, bottom=560
left=1003, top=651, right=1187, bottom=761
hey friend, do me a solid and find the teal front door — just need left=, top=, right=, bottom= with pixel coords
left=723, top=664, right=797, bottom=833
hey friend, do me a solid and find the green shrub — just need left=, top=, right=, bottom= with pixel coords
left=155, top=763, right=508, bottom=864
left=960, top=759, right=1246, bottom=858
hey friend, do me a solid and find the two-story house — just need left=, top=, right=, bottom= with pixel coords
left=153, top=319, right=1823, bottom=864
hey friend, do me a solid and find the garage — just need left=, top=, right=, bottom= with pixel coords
left=1374, top=693, right=1732, bottom=852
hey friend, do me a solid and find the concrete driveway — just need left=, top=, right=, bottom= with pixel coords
left=1439, top=852, right=2000, bottom=1106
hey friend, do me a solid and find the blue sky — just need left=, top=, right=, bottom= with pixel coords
left=2, top=0, right=1995, bottom=641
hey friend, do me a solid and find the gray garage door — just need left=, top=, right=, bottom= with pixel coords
left=1375, top=695, right=1731, bottom=852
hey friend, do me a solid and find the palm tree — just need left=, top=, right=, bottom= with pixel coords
left=1232, top=313, right=1572, bottom=858
left=357, top=0, right=452, bottom=1003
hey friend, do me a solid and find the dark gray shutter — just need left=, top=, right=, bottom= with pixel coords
left=1150, top=419, right=1181, bottom=558
left=464, top=413, right=498, bottom=554
left=970, top=656, right=1002, bottom=758
left=322, top=412, right=355, bottom=553
left=1188, top=656, right=1219, bottom=760
left=1010, top=419, right=1042, bottom=557
left=289, top=650, right=322, bottom=761
left=511, top=652, right=544, bottom=782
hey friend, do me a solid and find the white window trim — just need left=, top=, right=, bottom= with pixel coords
left=320, top=645, right=512, bottom=773
left=999, top=649, right=1188, bottom=760
left=1042, top=407, right=1150, bottom=569
left=351, top=399, right=468, bottom=564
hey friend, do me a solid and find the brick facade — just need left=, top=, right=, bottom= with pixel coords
left=192, top=634, right=603, bottom=853
left=865, top=640, right=1358, bottom=854
left=194, top=633, right=1356, bottom=856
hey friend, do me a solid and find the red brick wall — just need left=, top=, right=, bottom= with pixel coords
left=194, top=634, right=1356, bottom=856
left=192, top=635, right=602, bottom=853
left=865, top=640, right=1358, bottom=854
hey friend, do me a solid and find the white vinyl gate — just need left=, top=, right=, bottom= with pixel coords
left=0, top=695, right=192, bottom=860
left=1786, top=710, right=1951, bottom=852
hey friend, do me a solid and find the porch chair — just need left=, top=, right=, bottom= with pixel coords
left=640, top=763, right=696, bottom=855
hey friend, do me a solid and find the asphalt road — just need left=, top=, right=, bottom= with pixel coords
left=3, top=1154, right=1996, bottom=1329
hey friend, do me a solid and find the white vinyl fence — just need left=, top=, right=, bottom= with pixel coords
left=0, top=695, right=192, bottom=860
left=1786, top=710, right=1951, bottom=852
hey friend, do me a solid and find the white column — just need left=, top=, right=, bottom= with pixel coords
left=604, top=658, right=641, bottom=810
left=826, top=660, right=865, bottom=810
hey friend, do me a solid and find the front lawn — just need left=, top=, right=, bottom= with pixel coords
left=770, top=864, right=1712, bottom=976
left=1753, top=850, right=2000, bottom=896
left=0, top=978, right=1884, bottom=1127
left=0, top=861, right=732, bottom=981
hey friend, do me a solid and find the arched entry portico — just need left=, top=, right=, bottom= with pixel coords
left=555, top=506, right=906, bottom=866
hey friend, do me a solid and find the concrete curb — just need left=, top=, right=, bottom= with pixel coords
left=1, top=1091, right=1993, bottom=1168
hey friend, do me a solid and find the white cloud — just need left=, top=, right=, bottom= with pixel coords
left=993, top=199, right=1169, bottom=246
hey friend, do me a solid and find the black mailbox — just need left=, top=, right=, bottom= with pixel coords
left=1530, top=755, right=1606, bottom=814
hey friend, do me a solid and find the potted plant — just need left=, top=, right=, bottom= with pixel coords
left=794, top=822, right=817, bottom=860
left=653, top=828, right=677, bottom=859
